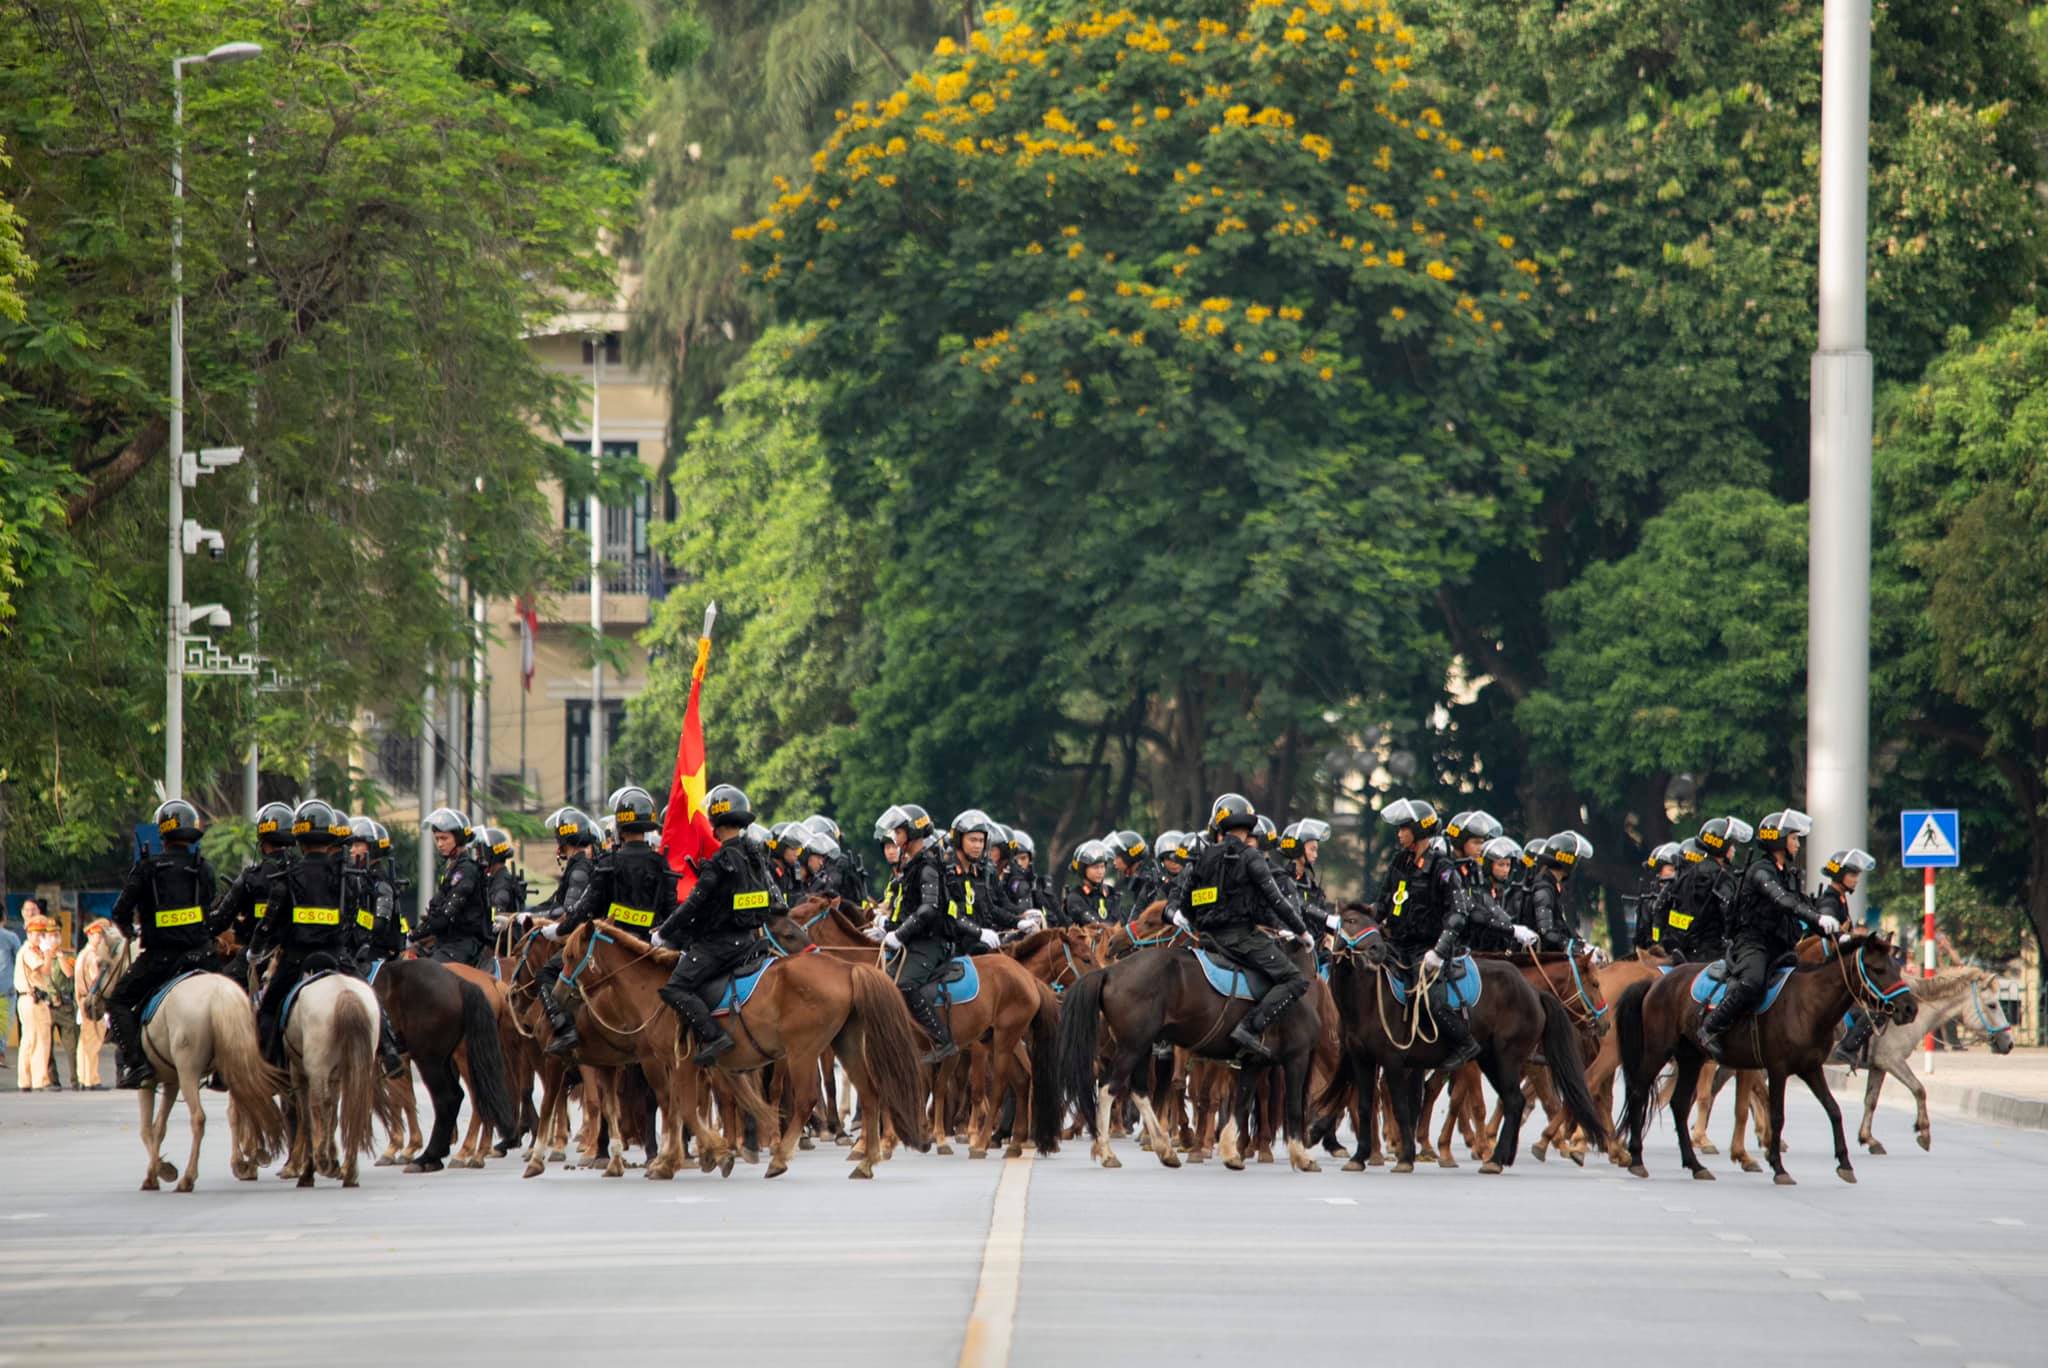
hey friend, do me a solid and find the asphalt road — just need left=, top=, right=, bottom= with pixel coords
left=1, top=1078, right=2043, bottom=1367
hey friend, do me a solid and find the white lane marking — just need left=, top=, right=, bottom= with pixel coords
left=1962, top=1361, right=2012, bottom=1367
left=1820, top=1289, right=1862, bottom=1302
left=958, top=1154, right=1032, bottom=1368
left=1321, top=1197, right=1358, bottom=1206
left=1912, top=1335, right=1959, bottom=1348
left=1988, top=1217, right=2024, bottom=1227
left=1711, top=1231, right=1752, bottom=1244
left=1781, top=1269, right=1822, bottom=1281
left=5, top=1212, right=49, bottom=1221
left=1746, top=1249, right=1785, bottom=1261
left=1863, top=1313, right=1904, bottom=1324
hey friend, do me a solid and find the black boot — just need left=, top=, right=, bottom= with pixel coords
left=378, top=1016, right=407, bottom=1079
left=538, top=975, right=581, bottom=1057
left=1837, top=1009, right=1875, bottom=1068
left=1694, top=998, right=1742, bottom=1063
left=908, top=987, right=957, bottom=1066
left=1433, top=990, right=1482, bottom=1071
left=107, top=1003, right=154, bottom=1090
left=661, top=985, right=735, bottom=1067
left=1231, top=980, right=1303, bottom=1065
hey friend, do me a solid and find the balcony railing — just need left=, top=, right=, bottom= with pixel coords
left=571, top=556, right=666, bottom=597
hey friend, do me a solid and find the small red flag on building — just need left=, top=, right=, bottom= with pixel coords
left=661, top=602, right=721, bottom=897
left=515, top=597, right=540, bottom=693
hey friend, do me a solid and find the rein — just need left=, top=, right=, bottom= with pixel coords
left=567, top=928, right=669, bottom=1037
left=1835, top=941, right=1914, bottom=1017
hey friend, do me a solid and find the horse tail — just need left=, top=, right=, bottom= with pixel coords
left=1615, top=978, right=1655, bottom=1145
left=1055, top=967, right=1108, bottom=1131
left=1027, top=980, right=1063, bottom=1154
left=1538, top=993, right=1608, bottom=1148
left=207, top=985, right=288, bottom=1165
left=845, top=964, right=932, bottom=1151
left=333, top=990, right=382, bottom=1159
left=457, top=979, right=521, bottom=1139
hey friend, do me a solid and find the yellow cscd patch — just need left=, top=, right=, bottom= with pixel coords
left=733, top=890, right=770, bottom=911
left=155, top=906, right=203, bottom=928
left=294, top=906, right=341, bottom=925
left=610, top=903, right=655, bottom=927
left=1190, top=887, right=1219, bottom=906
left=1666, top=911, right=1694, bottom=931
left=356, top=909, right=376, bottom=930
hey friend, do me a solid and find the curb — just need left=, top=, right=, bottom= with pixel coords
left=1825, top=1062, right=2048, bottom=1133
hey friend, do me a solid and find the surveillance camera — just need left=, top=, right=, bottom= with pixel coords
left=208, top=542, right=226, bottom=561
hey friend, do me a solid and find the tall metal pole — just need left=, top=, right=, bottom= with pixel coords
left=472, top=580, right=488, bottom=814
left=165, top=56, right=189, bottom=803
left=588, top=335, right=605, bottom=810
left=418, top=684, right=437, bottom=924
left=1807, top=0, right=1872, bottom=903
left=242, top=131, right=259, bottom=819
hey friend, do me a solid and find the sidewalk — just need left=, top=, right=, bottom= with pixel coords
left=1827, top=1044, right=2048, bottom=1132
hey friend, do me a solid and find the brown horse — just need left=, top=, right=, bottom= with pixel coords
left=370, top=958, right=522, bottom=1173
left=557, top=923, right=938, bottom=1178
left=1617, top=933, right=1915, bottom=1184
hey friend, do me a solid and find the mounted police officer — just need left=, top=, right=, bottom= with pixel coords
left=1528, top=831, right=1591, bottom=951
left=1696, top=809, right=1832, bottom=1061
left=543, top=788, right=675, bottom=1051
left=804, top=814, right=867, bottom=902
left=530, top=806, right=600, bottom=1054
left=255, top=800, right=378, bottom=1069
left=1660, top=816, right=1752, bottom=962
left=1822, top=847, right=1880, bottom=1060
left=945, top=810, right=1017, bottom=943
left=1444, top=813, right=1536, bottom=955
left=1167, top=794, right=1309, bottom=1064
left=105, top=801, right=223, bottom=1089
left=419, top=808, right=490, bottom=968
left=1353, top=798, right=1483, bottom=1070
left=797, top=828, right=847, bottom=900
left=345, top=817, right=406, bottom=971
left=474, top=826, right=524, bottom=941
left=212, top=800, right=296, bottom=977
left=1631, top=842, right=1683, bottom=954
left=1278, top=819, right=1333, bottom=930
left=652, top=784, right=781, bottom=1066
left=1059, top=840, right=1118, bottom=926
left=1106, top=830, right=1156, bottom=920
left=766, top=822, right=807, bottom=904
left=876, top=804, right=971, bottom=1065
left=1008, top=829, right=1055, bottom=913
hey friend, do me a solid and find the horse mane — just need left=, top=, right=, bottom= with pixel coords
left=826, top=902, right=874, bottom=941
left=586, top=923, right=680, bottom=967
left=1006, top=927, right=1063, bottom=960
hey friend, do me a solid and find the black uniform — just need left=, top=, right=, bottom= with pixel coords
left=1121, top=861, right=1166, bottom=921
left=105, top=844, right=223, bottom=1080
left=345, top=857, right=405, bottom=971
left=881, top=842, right=969, bottom=1053
left=1371, top=840, right=1482, bottom=1065
left=965, top=858, right=1024, bottom=934
left=1662, top=860, right=1732, bottom=962
left=531, top=848, right=599, bottom=1050
left=1701, top=856, right=1822, bottom=1047
left=1526, top=873, right=1578, bottom=952
left=255, top=848, right=364, bottom=1063
left=485, top=863, right=524, bottom=934
left=214, top=848, right=292, bottom=956
left=800, top=861, right=847, bottom=903
left=1057, top=881, right=1116, bottom=927
left=1818, top=884, right=1873, bottom=1057
left=1630, top=876, right=1675, bottom=954
left=1454, top=858, right=1514, bottom=953
left=421, top=849, right=491, bottom=968
left=1174, top=836, right=1309, bottom=1041
left=656, top=835, right=779, bottom=1045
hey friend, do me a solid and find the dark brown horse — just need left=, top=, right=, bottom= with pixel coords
left=1321, top=913, right=1607, bottom=1174
left=1617, top=932, right=1915, bottom=1185
left=1058, top=935, right=1327, bottom=1172
left=370, top=958, right=522, bottom=1172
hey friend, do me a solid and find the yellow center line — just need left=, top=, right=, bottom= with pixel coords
left=957, top=1153, right=1033, bottom=1368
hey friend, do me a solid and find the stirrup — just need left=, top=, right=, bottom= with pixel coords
left=919, top=1040, right=960, bottom=1066
left=117, top=1060, right=155, bottom=1090
left=1229, top=1022, right=1276, bottom=1063
left=1693, top=1023, right=1727, bottom=1063
left=545, top=1024, right=580, bottom=1057
left=691, top=1031, right=736, bottom=1067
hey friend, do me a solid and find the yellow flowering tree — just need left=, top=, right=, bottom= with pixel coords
left=727, top=1, right=1549, bottom=832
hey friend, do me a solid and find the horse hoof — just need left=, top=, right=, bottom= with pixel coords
left=765, top=1160, right=788, bottom=1179
left=1916, top=1133, right=1930, bottom=1152
left=1368, top=1156, right=1386, bottom=1168
left=1865, top=1140, right=1887, bottom=1156
left=548, top=1149, right=566, bottom=1162
left=522, top=1162, right=544, bottom=1180
left=968, top=1149, right=988, bottom=1160
left=1438, top=1156, right=1458, bottom=1170
left=1416, top=1147, right=1437, bottom=1163
left=1691, top=1168, right=1717, bottom=1181
left=799, top=1136, right=817, bottom=1152
left=1101, top=1154, right=1122, bottom=1170
left=1835, top=1167, right=1856, bottom=1184
left=719, top=1154, right=736, bottom=1179
left=374, top=1155, right=396, bottom=1168
left=1772, top=1172, right=1797, bottom=1186
left=1223, top=1157, right=1246, bottom=1172
left=849, top=1165, right=874, bottom=1180
left=158, top=1160, right=178, bottom=1181
left=1531, top=1142, right=1548, bottom=1163
left=1256, top=1151, right=1275, bottom=1165
left=1627, top=1164, right=1648, bottom=1179
left=936, top=1144, right=953, bottom=1157
left=1568, top=1150, right=1585, bottom=1168
left=404, top=1160, right=443, bottom=1174
left=1004, top=1145, right=1024, bottom=1160
left=1739, top=1158, right=1762, bottom=1174
left=1696, top=1140, right=1719, bottom=1155
left=1342, top=1160, right=1365, bottom=1173
left=1157, top=1150, right=1183, bottom=1170
left=297, top=1174, right=315, bottom=1189
left=835, top=1134, right=855, bottom=1147
left=1391, top=1161, right=1414, bottom=1175
left=142, top=1178, right=159, bottom=1191
left=1297, top=1160, right=1322, bottom=1174
left=1478, top=1161, right=1502, bottom=1175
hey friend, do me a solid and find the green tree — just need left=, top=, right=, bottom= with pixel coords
left=1411, top=0, right=2046, bottom=833
left=636, top=1, right=968, bottom=422
left=0, top=0, right=642, bottom=881
left=731, top=1, right=1549, bottom=844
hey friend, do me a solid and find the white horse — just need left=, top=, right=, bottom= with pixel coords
left=137, top=972, right=288, bottom=1192
left=1848, top=964, right=2014, bottom=1154
left=278, top=974, right=395, bottom=1189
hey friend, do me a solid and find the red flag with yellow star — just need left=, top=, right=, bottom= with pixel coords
left=661, top=605, right=720, bottom=896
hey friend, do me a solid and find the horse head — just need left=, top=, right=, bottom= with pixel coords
left=1845, top=932, right=1916, bottom=1025
left=1331, top=901, right=1385, bottom=964
left=1964, top=966, right=2016, bottom=1054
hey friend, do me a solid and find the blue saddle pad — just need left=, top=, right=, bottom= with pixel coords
left=1689, top=960, right=1797, bottom=1014
left=141, top=970, right=204, bottom=1026
left=936, top=955, right=981, bottom=1007
left=1192, top=946, right=1261, bottom=1002
left=280, top=970, right=339, bottom=1036
left=711, top=957, right=776, bottom=1017
left=1389, top=954, right=1482, bottom=1010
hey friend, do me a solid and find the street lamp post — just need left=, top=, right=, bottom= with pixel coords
left=165, top=40, right=263, bottom=802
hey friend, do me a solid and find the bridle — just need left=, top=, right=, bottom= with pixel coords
left=1836, top=938, right=1914, bottom=1018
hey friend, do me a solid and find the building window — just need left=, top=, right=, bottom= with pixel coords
left=562, top=441, right=659, bottom=593
left=564, top=699, right=626, bottom=808
left=581, top=332, right=623, bottom=366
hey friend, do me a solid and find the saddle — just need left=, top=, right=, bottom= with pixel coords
left=1689, top=957, right=1798, bottom=1014
left=704, top=945, right=779, bottom=1018
left=1191, top=945, right=1269, bottom=1002
left=141, top=970, right=205, bottom=1026
left=930, top=955, right=981, bottom=1007
left=1388, top=954, right=1483, bottom=1010
left=279, top=968, right=341, bottom=1035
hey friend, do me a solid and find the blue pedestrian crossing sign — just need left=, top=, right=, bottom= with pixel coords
left=1899, top=810, right=1960, bottom=868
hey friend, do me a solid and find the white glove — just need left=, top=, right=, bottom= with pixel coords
left=1590, top=945, right=1610, bottom=967
left=649, top=930, right=670, bottom=950
left=1817, top=915, right=1841, bottom=936
left=883, top=930, right=903, bottom=952
left=542, top=923, right=564, bottom=943
left=1511, top=925, right=1538, bottom=948
left=1019, top=910, right=1045, bottom=932
left=1422, top=949, right=1445, bottom=974
left=979, top=928, right=1001, bottom=950
left=1325, top=912, right=1343, bottom=932
left=1170, top=910, right=1190, bottom=931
